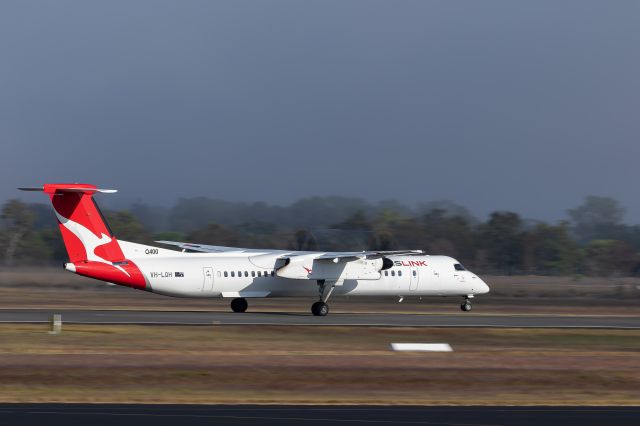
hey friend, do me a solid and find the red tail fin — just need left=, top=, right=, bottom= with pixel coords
left=41, top=184, right=125, bottom=263
left=19, top=184, right=147, bottom=290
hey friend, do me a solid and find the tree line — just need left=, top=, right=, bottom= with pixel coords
left=2, top=195, right=639, bottom=277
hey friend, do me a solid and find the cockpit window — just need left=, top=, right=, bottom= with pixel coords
left=454, top=263, right=466, bottom=271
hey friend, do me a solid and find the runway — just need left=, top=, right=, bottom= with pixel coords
left=1, top=309, right=639, bottom=328
left=0, top=404, right=638, bottom=426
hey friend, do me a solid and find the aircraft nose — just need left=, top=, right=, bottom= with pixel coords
left=478, top=279, right=490, bottom=294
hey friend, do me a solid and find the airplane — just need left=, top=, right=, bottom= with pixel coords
left=19, top=183, right=490, bottom=316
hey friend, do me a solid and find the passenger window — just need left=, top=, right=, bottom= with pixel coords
left=398, top=270, right=402, bottom=277
left=224, top=271, right=228, bottom=277
left=238, top=271, right=242, bottom=277
left=230, top=271, right=235, bottom=277
left=454, top=264, right=466, bottom=271
left=251, top=271, right=255, bottom=277
left=391, top=270, right=395, bottom=277
left=244, top=271, right=248, bottom=277
left=384, top=271, right=388, bottom=276
left=271, top=271, right=275, bottom=277
left=412, top=270, right=417, bottom=277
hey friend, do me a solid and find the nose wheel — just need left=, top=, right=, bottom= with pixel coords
left=460, top=298, right=472, bottom=312
left=230, top=297, right=248, bottom=313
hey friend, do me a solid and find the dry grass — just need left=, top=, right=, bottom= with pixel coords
left=0, top=324, right=638, bottom=405
left=2, top=268, right=639, bottom=405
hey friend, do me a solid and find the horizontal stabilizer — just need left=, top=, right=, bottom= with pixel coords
left=18, top=185, right=117, bottom=194
left=17, top=187, right=47, bottom=191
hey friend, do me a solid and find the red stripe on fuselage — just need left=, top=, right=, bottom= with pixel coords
left=73, top=260, right=147, bottom=290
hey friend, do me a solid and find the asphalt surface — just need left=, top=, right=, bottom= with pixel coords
left=0, top=405, right=638, bottom=426
left=1, top=309, right=639, bottom=328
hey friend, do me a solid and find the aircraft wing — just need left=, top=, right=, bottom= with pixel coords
left=311, top=250, right=424, bottom=261
left=157, top=240, right=423, bottom=258
left=155, top=241, right=254, bottom=253
left=155, top=241, right=296, bottom=255
left=156, top=240, right=425, bottom=281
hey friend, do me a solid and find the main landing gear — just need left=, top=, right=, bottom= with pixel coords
left=311, top=301, right=329, bottom=316
left=311, top=279, right=335, bottom=316
left=460, top=296, right=472, bottom=312
left=230, top=297, right=248, bottom=313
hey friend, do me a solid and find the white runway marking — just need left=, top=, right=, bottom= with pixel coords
left=391, top=343, right=453, bottom=352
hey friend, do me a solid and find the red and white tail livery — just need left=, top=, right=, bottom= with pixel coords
left=20, top=183, right=489, bottom=315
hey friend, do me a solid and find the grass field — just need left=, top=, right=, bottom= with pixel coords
left=1, top=269, right=639, bottom=405
left=0, top=324, right=639, bottom=405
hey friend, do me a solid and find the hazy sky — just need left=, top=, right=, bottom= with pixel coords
left=1, top=1, right=639, bottom=222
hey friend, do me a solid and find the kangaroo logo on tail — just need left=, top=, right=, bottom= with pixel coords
left=53, top=209, right=130, bottom=276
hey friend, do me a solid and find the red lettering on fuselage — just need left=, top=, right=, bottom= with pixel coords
left=395, top=260, right=427, bottom=267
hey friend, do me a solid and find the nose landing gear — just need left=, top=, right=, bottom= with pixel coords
left=460, top=296, right=472, bottom=312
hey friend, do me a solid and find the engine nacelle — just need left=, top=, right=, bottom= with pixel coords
left=278, top=256, right=384, bottom=280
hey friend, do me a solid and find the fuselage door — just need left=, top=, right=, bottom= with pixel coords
left=409, top=267, right=419, bottom=291
left=203, top=267, right=214, bottom=292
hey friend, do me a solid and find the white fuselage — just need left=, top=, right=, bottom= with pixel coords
left=116, top=241, right=490, bottom=299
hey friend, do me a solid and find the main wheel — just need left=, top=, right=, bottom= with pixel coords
left=230, top=297, right=248, bottom=313
left=311, top=301, right=329, bottom=316
left=460, top=302, right=472, bottom=312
